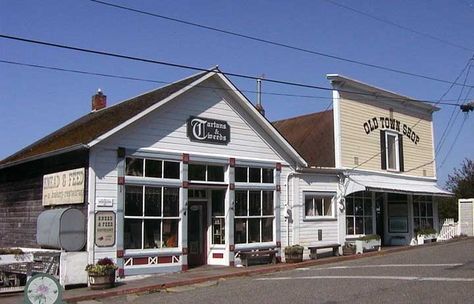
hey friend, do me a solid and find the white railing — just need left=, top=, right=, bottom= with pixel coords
left=437, top=218, right=459, bottom=241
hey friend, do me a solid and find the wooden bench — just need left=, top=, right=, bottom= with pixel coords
left=237, top=249, right=278, bottom=267
left=308, top=244, right=341, bottom=260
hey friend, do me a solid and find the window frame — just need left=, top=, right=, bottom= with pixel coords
left=125, top=157, right=181, bottom=180
left=345, top=192, right=373, bottom=236
left=385, top=131, right=400, bottom=172
left=235, top=166, right=274, bottom=184
left=303, top=192, right=336, bottom=220
left=124, top=184, right=180, bottom=251
left=234, top=189, right=275, bottom=244
left=188, top=163, right=226, bottom=183
left=413, top=195, right=434, bottom=232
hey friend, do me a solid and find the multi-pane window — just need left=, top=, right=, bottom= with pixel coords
left=124, top=185, right=180, bottom=249
left=304, top=193, right=334, bottom=218
left=234, top=190, right=274, bottom=243
left=235, top=166, right=273, bottom=183
left=346, top=192, right=373, bottom=235
left=212, top=190, right=225, bottom=244
left=188, top=164, right=225, bottom=182
left=413, top=196, right=434, bottom=231
left=126, top=157, right=180, bottom=179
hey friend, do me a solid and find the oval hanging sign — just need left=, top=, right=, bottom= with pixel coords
left=187, top=116, right=230, bottom=145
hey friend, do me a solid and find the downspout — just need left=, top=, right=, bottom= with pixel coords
left=285, top=172, right=294, bottom=246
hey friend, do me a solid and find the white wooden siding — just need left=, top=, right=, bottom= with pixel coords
left=294, top=174, right=340, bottom=251
left=98, top=78, right=294, bottom=163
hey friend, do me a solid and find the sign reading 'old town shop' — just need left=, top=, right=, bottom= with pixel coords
left=187, top=116, right=230, bottom=144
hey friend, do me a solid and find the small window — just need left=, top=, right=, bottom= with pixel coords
left=380, top=131, right=404, bottom=172
left=126, top=158, right=143, bottom=176
left=126, top=157, right=180, bottom=179
left=188, top=164, right=224, bottom=182
left=235, top=166, right=274, bottom=183
left=212, top=190, right=225, bottom=244
left=304, top=193, right=334, bottom=218
left=386, top=133, right=399, bottom=170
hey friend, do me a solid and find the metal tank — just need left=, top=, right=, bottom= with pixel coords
left=36, top=208, right=86, bottom=251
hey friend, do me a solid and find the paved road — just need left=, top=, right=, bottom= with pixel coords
left=91, top=239, right=474, bottom=304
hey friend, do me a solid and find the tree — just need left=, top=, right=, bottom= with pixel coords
left=438, top=158, right=474, bottom=220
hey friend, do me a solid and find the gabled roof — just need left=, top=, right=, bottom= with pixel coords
left=1, top=68, right=307, bottom=168
left=327, top=74, right=440, bottom=113
left=273, top=110, right=335, bottom=168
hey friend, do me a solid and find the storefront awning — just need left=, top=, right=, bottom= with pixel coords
left=344, top=173, right=452, bottom=197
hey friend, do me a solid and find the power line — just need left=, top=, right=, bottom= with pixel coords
left=0, top=58, right=466, bottom=107
left=2, top=34, right=471, bottom=105
left=322, top=0, right=474, bottom=52
left=86, top=0, right=474, bottom=87
left=0, top=59, right=332, bottom=102
left=439, top=115, right=469, bottom=169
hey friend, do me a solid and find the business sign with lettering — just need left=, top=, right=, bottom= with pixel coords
left=95, top=211, right=116, bottom=247
left=362, top=116, right=421, bottom=145
left=187, top=116, right=230, bottom=144
left=42, top=168, right=85, bottom=206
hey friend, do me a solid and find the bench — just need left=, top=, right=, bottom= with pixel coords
left=308, top=243, right=341, bottom=260
left=237, top=249, right=278, bottom=267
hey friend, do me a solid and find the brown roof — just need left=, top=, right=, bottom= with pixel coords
left=273, top=110, right=335, bottom=167
left=1, top=70, right=209, bottom=166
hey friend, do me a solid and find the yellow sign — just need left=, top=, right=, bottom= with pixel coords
left=42, top=168, right=85, bottom=206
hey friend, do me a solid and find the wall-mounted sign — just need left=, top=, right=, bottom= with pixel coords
left=187, top=116, right=230, bottom=145
left=96, top=197, right=114, bottom=207
left=95, top=211, right=116, bottom=247
left=362, top=116, right=420, bottom=145
left=42, top=168, right=85, bottom=206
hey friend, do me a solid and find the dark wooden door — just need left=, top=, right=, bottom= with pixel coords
left=188, top=202, right=207, bottom=267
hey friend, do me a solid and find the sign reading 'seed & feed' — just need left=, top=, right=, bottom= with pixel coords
left=42, top=168, right=85, bottom=206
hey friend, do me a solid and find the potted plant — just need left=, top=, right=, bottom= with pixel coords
left=416, top=228, right=437, bottom=244
left=85, top=257, right=118, bottom=290
left=284, top=244, right=304, bottom=263
left=355, top=234, right=381, bottom=254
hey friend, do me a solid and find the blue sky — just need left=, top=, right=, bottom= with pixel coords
left=1, top=0, right=473, bottom=187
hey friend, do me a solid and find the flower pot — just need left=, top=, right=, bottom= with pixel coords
left=88, top=269, right=116, bottom=290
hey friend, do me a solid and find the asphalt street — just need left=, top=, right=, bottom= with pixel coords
left=84, top=239, right=474, bottom=304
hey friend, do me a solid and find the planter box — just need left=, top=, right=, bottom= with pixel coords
left=355, top=239, right=381, bottom=254
left=285, top=253, right=303, bottom=263
left=417, top=234, right=437, bottom=245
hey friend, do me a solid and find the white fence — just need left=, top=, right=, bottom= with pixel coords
left=437, top=218, right=459, bottom=241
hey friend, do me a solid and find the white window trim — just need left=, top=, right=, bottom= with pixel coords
left=385, top=131, right=400, bottom=172
left=303, top=192, right=336, bottom=220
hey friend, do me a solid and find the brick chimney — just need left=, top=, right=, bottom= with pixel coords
left=91, top=89, right=106, bottom=111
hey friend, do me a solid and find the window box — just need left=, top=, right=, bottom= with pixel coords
left=355, top=235, right=381, bottom=254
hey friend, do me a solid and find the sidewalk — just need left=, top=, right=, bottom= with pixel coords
left=2, top=238, right=469, bottom=304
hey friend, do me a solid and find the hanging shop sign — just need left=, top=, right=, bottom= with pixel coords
left=95, top=211, right=116, bottom=247
left=42, top=168, right=85, bottom=206
left=187, top=116, right=230, bottom=145
left=362, top=116, right=420, bottom=145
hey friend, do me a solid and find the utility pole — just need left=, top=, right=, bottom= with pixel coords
left=460, top=101, right=474, bottom=112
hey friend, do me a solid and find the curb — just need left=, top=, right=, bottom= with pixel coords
left=64, top=237, right=472, bottom=303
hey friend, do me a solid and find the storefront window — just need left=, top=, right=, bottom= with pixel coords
left=346, top=192, right=373, bottom=235
left=124, top=185, right=180, bottom=250
left=234, top=190, right=274, bottom=243
left=413, top=196, right=434, bottom=232
left=125, top=157, right=180, bottom=179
